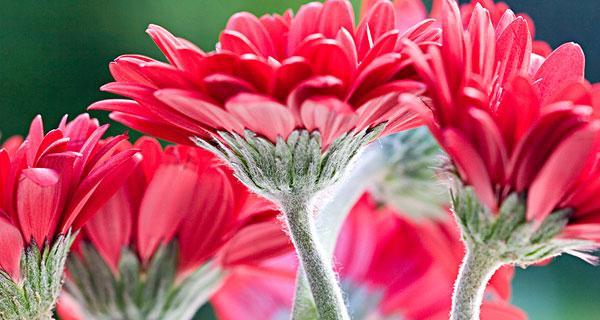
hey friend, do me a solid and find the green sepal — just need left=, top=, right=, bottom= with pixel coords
left=371, top=128, right=446, bottom=219
left=0, top=232, right=75, bottom=320
left=451, top=186, right=598, bottom=267
left=65, top=242, right=223, bottom=320
left=192, top=126, right=384, bottom=200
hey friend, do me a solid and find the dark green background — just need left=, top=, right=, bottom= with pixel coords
left=1, top=1, right=598, bottom=319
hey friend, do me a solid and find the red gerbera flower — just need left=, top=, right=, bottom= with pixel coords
left=58, top=137, right=290, bottom=319
left=90, top=0, right=439, bottom=148
left=405, top=1, right=599, bottom=318
left=211, top=194, right=526, bottom=320
left=81, top=136, right=286, bottom=274
left=406, top=0, right=600, bottom=227
left=0, top=114, right=141, bottom=281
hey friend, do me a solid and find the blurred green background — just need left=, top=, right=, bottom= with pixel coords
left=1, top=1, right=598, bottom=319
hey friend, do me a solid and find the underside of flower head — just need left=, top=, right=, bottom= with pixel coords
left=405, top=0, right=600, bottom=261
left=60, top=137, right=289, bottom=320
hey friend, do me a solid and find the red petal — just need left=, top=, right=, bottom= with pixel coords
left=133, top=137, right=164, bottom=181
left=109, top=112, right=201, bottom=145
left=154, top=88, right=244, bottom=133
left=273, top=58, right=313, bottom=102
left=288, top=76, right=345, bottom=121
left=297, top=40, right=354, bottom=86
left=527, top=122, right=599, bottom=223
left=63, top=150, right=142, bottom=232
left=300, top=97, right=358, bottom=148
left=0, top=215, right=23, bottom=281
left=392, top=0, right=428, bottom=33
left=226, top=94, right=296, bottom=142
left=225, top=12, right=275, bottom=57
left=287, top=2, right=322, bottom=53
left=177, top=168, right=237, bottom=274
left=84, top=186, right=134, bottom=272
left=443, top=129, right=497, bottom=211
left=495, top=17, right=532, bottom=86
left=318, top=0, right=355, bottom=39
left=17, top=168, right=61, bottom=245
left=535, top=42, right=585, bottom=105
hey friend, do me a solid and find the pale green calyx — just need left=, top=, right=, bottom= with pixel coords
left=0, top=233, right=74, bottom=320
left=64, top=242, right=223, bottom=320
left=452, top=186, right=597, bottom=266
left=450, top=187, right=597, bottom=320
left=371, top=128, right=446, bottom=219
left=192, top=126, right=383, bottom=200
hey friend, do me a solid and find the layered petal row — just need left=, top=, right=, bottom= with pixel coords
left=90, top=0, right=442, bottom=148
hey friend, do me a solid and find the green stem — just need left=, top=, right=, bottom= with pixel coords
left=451, top=245, right=502, bottom=320
left=292, top=146, right=387, bottom=320
left=280, top=193, right=349, bottom=320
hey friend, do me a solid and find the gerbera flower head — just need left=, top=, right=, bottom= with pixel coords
left=406, top=0, right=600, bottom=263
left=0, top=114, right=141, bottom=318
left=60, top=137, right=290, bottom=319
left=91, top=0, right=439, bottom=150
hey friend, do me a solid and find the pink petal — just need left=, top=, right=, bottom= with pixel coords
left=84, top=186, right=134, bottom=272
left=392, top=0, right=428, bottom=34
left=177, top=168, right=237, bottom=274
left=225, top=12, right=275, bottom=58
left=26, top=115, right=45, bottom=166
left=318, top=0, right=355, bottom=39
left=0, top=214, right=23, bottom=281
left=535, top=42, right=585, bottom=105
left=17, top=168, right=61, bottom=245
left=154, top=88, right=244, bottom=133
left=211, top=261, right=296, bottom=320
left=63, top=150, right=142, bottom=232
left=220, top=30, right=262, bottom=56
left=495, top=17, right=532, bottom=86
left=480, top=301, right=528, bottom=320
left=443, top=129, right=497, bottom=211
left=226, top=93, right=296, bottom=142
left=287, top=2, right=323, bottom=53
left=300, top=97, right=358, bottom=148
left=527, top=122, right=599, bottom=223
left=356, top=0, right=395, bottom=59
left=217, top=214, right=290, bottom=268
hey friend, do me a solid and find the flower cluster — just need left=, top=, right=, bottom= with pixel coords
left=0, top=0, right=598, bottom=319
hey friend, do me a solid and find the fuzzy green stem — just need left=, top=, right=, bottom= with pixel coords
left=280, top=193, right=349, bottom=320
left=451, top=245, right=502, bottom=320
left=292, top=148, right=387, bottom=319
